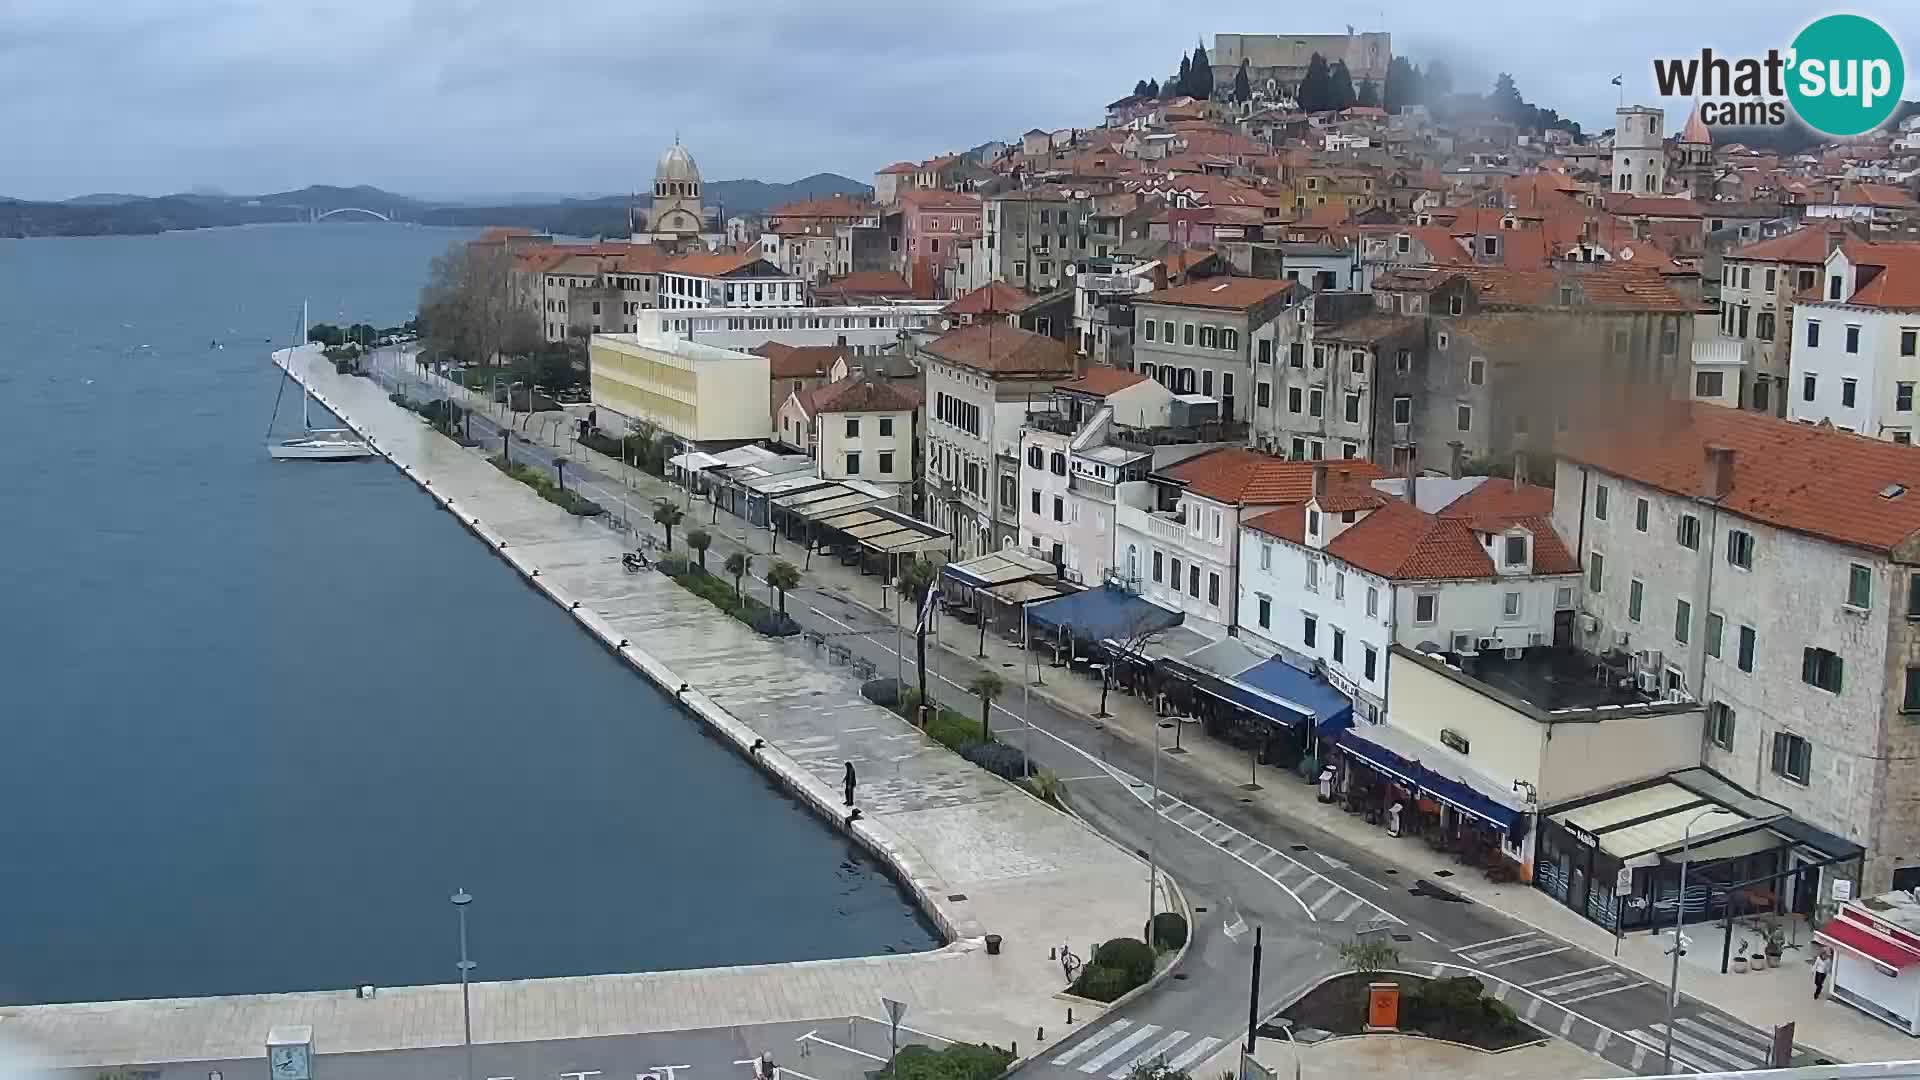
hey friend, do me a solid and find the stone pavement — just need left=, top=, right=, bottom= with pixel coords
left=0, top=349, right=1145, bottom=1070
left=508, top=398, right=1920, bottom=1067
left=1201, top=1032, right=1627, bottom=1080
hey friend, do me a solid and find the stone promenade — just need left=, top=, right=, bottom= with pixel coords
left=0, top=348, right=1145, bottom=1069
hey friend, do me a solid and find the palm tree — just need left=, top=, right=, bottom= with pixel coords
left=553, top=455, right=569, bottom=493
left=652, top=498, right=684, bottom=551
left=970, top=672, right=1005, bottom=742
left=686, top=528, right=712, bottom=572
left=724, top=551, right=753, bottom=601
left=766, top=560, right=801, bottom=615
left=898, top=558, right=939, bottom=713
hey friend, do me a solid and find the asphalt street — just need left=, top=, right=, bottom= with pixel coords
left=364, top=357, right=1834, bottom=1078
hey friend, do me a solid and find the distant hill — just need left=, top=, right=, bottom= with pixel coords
left=417, top=173, right=873, bottom=239
left=64, top=193, right=145, bottom=206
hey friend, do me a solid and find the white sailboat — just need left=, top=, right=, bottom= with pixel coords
left=268, top=302, right=376, bottom=461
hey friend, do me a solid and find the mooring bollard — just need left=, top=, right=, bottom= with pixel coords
left=1067, top=1007, right=1074, bottom=1025
left=1036, top=1027, right=1044, bottom=1043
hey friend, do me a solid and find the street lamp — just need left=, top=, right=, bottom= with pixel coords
left=1662, top=808, right=1719, bottom=1074
left=1268, top=1017, right=1304, bottom=1080
left=451, top=889, right=476, bottom=1080
left=1148, top=720, right=1174, bottom=934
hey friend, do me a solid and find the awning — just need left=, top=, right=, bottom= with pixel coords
left=942, top=550, right=1058, bottom=591
left=988, top=579, right=1072, bottom=606
left=1236, top=658, right=1355, bottom=736
left=1336, top=724, right=1524, bottom=828
left=1026, top=585, right=1183, bottom=642
left=1185, top=671, right=1314, bottom=730
left=814, top=505, right=949, bottom=555
left=1338, top=725, right=1419, bottom=785
left=1817, top=912, right=1920, bottom=975
left=1543, top=767, right=1865, bottom=865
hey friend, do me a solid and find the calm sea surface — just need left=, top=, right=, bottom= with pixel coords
left=0, top=222, right=935, bottom=1006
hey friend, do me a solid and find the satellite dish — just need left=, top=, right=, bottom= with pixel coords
left=1620, top=247, right=1636, bottom=261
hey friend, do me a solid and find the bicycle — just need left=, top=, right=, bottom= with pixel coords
left=1060, top=945, right=1082, bottom=983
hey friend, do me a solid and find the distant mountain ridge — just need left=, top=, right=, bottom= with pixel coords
left=0, top=174, right=870, bottom=239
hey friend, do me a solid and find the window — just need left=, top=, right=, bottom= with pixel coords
left=1350, top=352, right=1366, bottom=375
left=1595, top=484, right=1609, bottom=521
left=1309, top=389, right=1324, bottom=417
left=1257, top=382, right=1272, bottom=408
left=1696, top=371, right=1724, bottom=398
left=1912, top=572, right=1920, bottom=618
left=1287, top=387, right=1303, bottom=414
left=845, top=451, right=861, bottom=475
left=1503, top=591, right=1522, bottom=618
left=1612, top=329, right=1630, bottom=354
left=1843, top=379, right=1858, bottom=408
left=1707, top=702, right=1736, bottom=750
left=1053, top=496, right=1064, bottom=522
left=1848, top=563, right=1873, bottom=609
left=1392, top=396, right=1412, bottom=424
left=1290, top=342, right=1305, bottom=367
left=1366, top=586, right=1379, bottom=618
left=1183, top=324, right=1195, bottom=346
left=1725, top=529, right=1754, bottom=569
left=1153, top=550, right=1164, bottom=582
left=1555, top=586, right=1573, bottom=609
left=845, top=417, right=860, bottom=438
left=1162, top=320, right=1174, bottom=342
left=1208, top=573, right=1220, bottom=606
left=1303, top=614, right=1318, bottom=648
left=1807, top=320, right=1821, bottom=348
left=1677, top=513, right=1701, bottom=550
left=1450, top=294, right=1465, bottom=314
left=1764, top=268, right=1776, bottom=292
left=1331, top=627, right=1345, bottom=663
left=1257, top=594, right=1271, bottom=629
left=1456, top=403, right=1472, bottom=431
left=1189, top=564, right=1201, bottom=598
left=1740, top=266, right=1751, bottom=289
left=1906, top=668, right=1920, bottom=713
left=1469, top=358, right=1485, bottom=385
left=1804, top=373, right=1818, bottom=402
left=1050, top=451, right=1067, bottom=476
left=879, top=417, right=894, bottom=437
left=1706, top=612, right=1724, bottom=657
left=1396, top=348, right=1412, bottom=373
left=1199, top=326, right=1217, bottom=349
left=1414, top=593, right=1437, bottom=624
left=1344, top=393, right=1361, bottom=423
left=1334, top=572, right=1345, bottom=601
left=1168, top=556, right=1182, bottom=590
left=1029, top=489, right=1041, bottom=514
left=1588, top=551, right=1605, bottom=593
left=1364, top=645, right=1378, bottom=681
left=1901, top=383, right=1915, bottom=412
left=1738, top=624, right=1757, bottom=672
left=1026, top=445, right=1042, bottom=468
left=1144, top=321, right=1156, bottom=342
left=1771, top=731, right=1812, bottom=784
left=1756, top=312, right=1774, bottom=341
left=1831, top=275, right=1845, bottom=301
left=1305, top=559, right=1319, bottom=591
left=1674, top=599, right=1692, bottom=644
left=878, top=451, right=893, bottom=475
left=1904, top=330, right=1918, bottom=357
left=1799, top=269, right=1816, bottom=291
left=1259, top=542, right=1272, bottom=571
left=1503, top=535, right=1526, bottom=566
left=1628, top=578, right=1644, bottom=622
left=1291, top=437, right=1305, bottom=459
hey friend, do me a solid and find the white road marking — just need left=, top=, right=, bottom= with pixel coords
left=1049, top=1020, right=1133, bottom=1067
left=1459, top=931, right=1534, bottom=951
left=1558, top=982, right=1645, bottom=1005
left=1331, top=898, right=1366, bottom=922
left=1523, top=997, right=1543, bottom=1021
left=799, top=1034, right=882, bottom=1062
left=1642, top=1025, right=1739, bottom=1073
left=1524, top=965, right=1610, bottom=988
left=1418, top=931, right=1439, bottom=943
left=1688, top=1013, right=1775, bottom=1054
left=1308, top=886, right=1345, bottom=914
left=1481, top=945, right=1571, bottom=969
left=1109, top=1029, right=1190, bottom=1079
left=854, top=1016, right=953, bottom=1044
left=1164, top=1038, right=1223, bottom=1073
left=1674, top=1017, right=1771, bottom=1063
left=1558, top=1011, right=1577, bottom=1036
left=1630, top=1044, right=1647, bottom=1071
left=1593, top=1030, right=1611, bottom=1054
left=1080, top=1024, right=1162, bottom=1074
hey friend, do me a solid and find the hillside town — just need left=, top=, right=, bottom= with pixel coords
left=440, top=28, right=1920, bottom=1042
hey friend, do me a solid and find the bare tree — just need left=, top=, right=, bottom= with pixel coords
left=1097, top=611, right=1168, bottom=721
left=418, top=240, right=540, bottom=369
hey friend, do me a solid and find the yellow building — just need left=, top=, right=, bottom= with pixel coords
left=589, top=333, right=770, bottom=445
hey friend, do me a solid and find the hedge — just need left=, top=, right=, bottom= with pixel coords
left=657, top=560, right=799, bottom=638
left=1069, top=936, right=1158, bottom=1003
left=874, top=1042, right=1014, bottom=1080
left=1145, top=911, right=1188, bottom=952
left=959, top=741, right=1029, bottom=781
left=487, top=454, right=604, bottom=517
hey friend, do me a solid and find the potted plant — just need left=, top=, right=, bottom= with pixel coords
left=1764, top=924, right=1786, bottom=969
left=1732, top=939, right=1750, bottom=973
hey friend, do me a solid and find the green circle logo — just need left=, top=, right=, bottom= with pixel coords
left=1787, top=14, right=1905, bottom=137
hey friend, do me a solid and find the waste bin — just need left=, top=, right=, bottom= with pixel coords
left=985, top=934, right=1002, bottom=955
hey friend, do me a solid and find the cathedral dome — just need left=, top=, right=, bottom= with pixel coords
left=656, top=141, right=701, bottom=184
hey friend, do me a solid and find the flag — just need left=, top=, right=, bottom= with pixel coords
left=1610, top=74, right=1623, bottom=87
left=916, top=582, right=942, bottom=634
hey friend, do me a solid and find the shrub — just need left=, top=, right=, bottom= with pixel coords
left=877, top=1042, right=1014, bottom=1080
left=1145, top=911, right=1189, bottom=952
left=923, top=708, right=981, bottom=751
left=749, top=609, right=800, bottom=637
left=1092, top=937, right=1157, bottom=987
left=862, top=678, right=906, bottom=709
left=1069, top=963, right=1138, bottom=1003
left=1025, top=768, right=1062, bottom=806
left=1337, top=937, right=1401, bottom=974
left=488, top=455, right=602, bottom=516
left=959, top=741, right=1028, bottom=780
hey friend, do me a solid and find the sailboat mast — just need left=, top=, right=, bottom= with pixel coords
left=300, top=302, right=311, bottom=430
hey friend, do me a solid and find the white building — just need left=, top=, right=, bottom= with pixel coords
left=635, top=304, right=943, bottom=355
left=1237, top=470, right=1582, bottom=721
left=1787, top=243, right=1920, bottom=442
left=588, top=332, right=771, bottom=446
left=658, top=250, right=808, bottom=312
left=791, top=375, right=923, bottom=498
left=1611, top=105, right=1666, bottom=195
left=1554, top=402, right=1920, bottom=891
left=1115, top=448, right=1384, bottom=639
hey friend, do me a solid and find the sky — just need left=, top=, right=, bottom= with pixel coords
left=1, top=0, right=1916, bottom=203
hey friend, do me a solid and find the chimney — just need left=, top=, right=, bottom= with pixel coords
left=1403, top=452, right=1418, bottom=507
left=1448, top=440, right=1465, bottom=479
left=1513, top=451, right=1524, bottom=490
left=1151, top=261, right=1169, bottom=291
left=1703, top=444, right=1735, bottom=500
left=1827, top=226, right=1846, bottom=257
left=1311, top=463, right=1328, bottom=499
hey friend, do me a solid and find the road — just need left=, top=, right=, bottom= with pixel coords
left=359, top=354, right=1830, bottom=1078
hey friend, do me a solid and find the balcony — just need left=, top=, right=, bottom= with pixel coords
left=1692, top=336, right=1746, bottom=369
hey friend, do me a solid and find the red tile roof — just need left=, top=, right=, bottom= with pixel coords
left=1139, top=277, right=1297, bottom=311
left=814, top=376, right=922, bottom=414
left=1562, top=400, right=1920, bottom=553
left=1846, top=243, right=1920, bottom=310
left=899, top=189, right=982, bottom=211
left=753, top=342, right=846, bottom=379
left=944, top=281, right=1031, bottom=316
left=1605, top=195, right=1706, bottom=218
left=1164, top=450, right=1383, bottom=507
left=1245, top=484, right=1579, bottom=580
left=1730, top=224, right=1864, bottom=263
left=667, top=248, right=782, bottom=278
left=1838, top=183, right=1919, bottom=209
left=878, top=161, right=918, bottom=175
left=1059, top=367, right=1149, bottom=398
left=923, top=323, right=1077, bottom=377
left=1437, top=479, right=1556, bottom=521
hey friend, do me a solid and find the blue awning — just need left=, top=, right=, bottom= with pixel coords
left=1025, top=585, right=1183, bottom=642
left=1337, top=726, right=1420, bottom=785
left=1337, top=725, right=1524, bottom=830
left=1235, top=658, right=1355, bottom=736
left=1189, top=674, right=1312, bottom=730
left=1417, top=766, right=1522, bottom=830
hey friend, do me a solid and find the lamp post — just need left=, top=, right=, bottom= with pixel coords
left=1270, top=1017, right=1303, bottom=1080
left=451, top=889, right=476, bottom=1080
left=1148, top=719, right=1174, bottom=932
left=1662, top=809, right=1718, bottom=1074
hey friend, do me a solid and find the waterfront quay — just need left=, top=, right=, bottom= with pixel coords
left=0, top=347, right=1146, bottom=1070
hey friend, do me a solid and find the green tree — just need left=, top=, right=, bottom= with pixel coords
left=970, top=671, right=1004, bottom=742
left=652, top=498, right=684, bottom=551
left=1145, top=77, right=1161, bottom=98
left=1127, top=1058, right=1193, bottom=1080
left=1297, top=53, right=1332, bottom=112
left=1491, top=72, right=1526, bottom=123
left=766, top=559, right=801, bottom=615
left=724, top=551, right=753, bottom=601
left=1189, top=44, right=1213, bottom=100
left=685, top=528, right=712, bottom=572
left=1357, top=79, right=1380, bottom=108
left=1328, top=60, right=1357, bottom=110
left=1426, top=57, right=1454, bottom=99
left=1232, top=59, right=1252, bottom=104
left=1338, top=937, right=1401, bottom=974
left=898, top=558, right=939, bottom=711
left=1175, top=54, right=1191, bottom=98
left=1384, top=56, right=1423, bottom=111
left=1134, top=78, right=1151, bottom=98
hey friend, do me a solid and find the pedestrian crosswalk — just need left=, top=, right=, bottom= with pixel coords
left=1047, top=1018, right=1225, bottom=1078
left=1522, top=964, right=1644, bottom=1004
left=1625, top=1014, right=1787, bottom=1074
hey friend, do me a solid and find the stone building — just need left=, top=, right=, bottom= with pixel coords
left=1210, top=32, right=1391, bottom=101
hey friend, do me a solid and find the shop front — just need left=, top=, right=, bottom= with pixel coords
left=1334, top=723, right=1533, bottom=883
left=1157, top=654, right=1353, bottom=775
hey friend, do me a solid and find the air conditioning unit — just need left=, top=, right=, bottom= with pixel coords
left=1580, top=613, right=1600, bottom=635
left=1636, top=671, right=1660, bottom=693
left=1614, top=630, right=1632, bottom=650
left=1504, top=646, right=1525, bottom=660
left=1636, top=649, right=1665, bottom=674
left=1477, top=636, right=1500, bottom=652
left=1528, top=632, right=1546, bottom=647
left=1393, top=421, right=1411, bottom=444
left=1451, top=632, right=1476, bottom=654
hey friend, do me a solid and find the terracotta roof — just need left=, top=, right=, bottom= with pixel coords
left=944, top=281, right=1031, bottom=316
left=1164, top=449, right=1383, bottom=507
left=754, top=342, right=846, bottom=379
left=898, top=189, right=982, bottom=211
left=820, top=270, right=914, bottom=296
left=1244, top=489, right=1578, bottom=581
left=1728, top=224, right=1861, bottom=264
left=1059, top=367, right=1149, bottom=398
left=1845, top=243, right=1920, bottom=310
left=1454, top=265, right=1699, bottom=312
left=1838, top=183, right=1919, bottom=209
left=767, top=194, right=874, bottom=221
left=1139, top=277, right=1296, bottom=311
left=1561, top=400, right=1920, bottom=553
left=1679, top=105, right=1712, bottom=145
left=667, top=248, right=782, bottom=278
left=923, top=323, right=1077, bottom=377
left=1605, top=195, right=1705, bottom=219
left=814, top=376, right=922, bottom=414
left=1317, top=315, right=1418, bottom=344
left=878, top=161, right=918, bottom=175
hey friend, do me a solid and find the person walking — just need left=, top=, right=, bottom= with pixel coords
left=1813, top=948, right=1831, bottom=999
left=843, top=761, right=857, bottom=807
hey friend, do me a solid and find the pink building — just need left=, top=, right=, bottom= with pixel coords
left=898, top=189, right=981, bottom=298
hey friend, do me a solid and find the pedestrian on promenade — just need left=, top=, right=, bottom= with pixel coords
left=1813, top=948, right=1831, bottom=999
left=843, top=761, right=857, bottom=807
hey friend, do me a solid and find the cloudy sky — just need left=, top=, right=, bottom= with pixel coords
left=1, top=0, right=1914, bottom=202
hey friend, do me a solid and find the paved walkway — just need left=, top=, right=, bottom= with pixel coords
left=488, top=383, right=1920, bottom=1067
left=0, top=349, right=1145, bottom=1070
left=1217, top=1032, right=1627, bottom=1080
